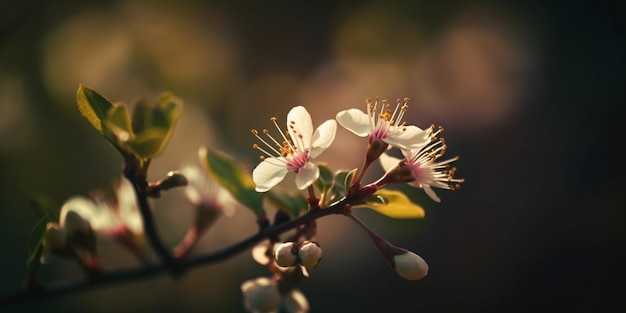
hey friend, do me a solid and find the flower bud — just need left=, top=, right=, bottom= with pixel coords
left=241, top=277, right=281, bottom=313
left=298, top=241, right=322, bottom=270
left=273, top=242, right=299, bottom=267
left=393, top=250, right=429, bottom=280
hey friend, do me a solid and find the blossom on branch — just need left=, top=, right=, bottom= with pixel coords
left=378, top=125, right=464, bottom=202
left=42, top=211, right=99, bottom=272
left=180, top=164, right=238, bottom=218
left=173, top=164, right=240, bottom=257
left=336, top=97, right=427, bottom=150
left=60, top=177, right=142, bottom=237
left=57, top=177, right=145, bottom=260
left=252, top=106, right=337, bottom=192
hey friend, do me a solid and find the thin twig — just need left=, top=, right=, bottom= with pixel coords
left=123, top=161, right=179, bottom=272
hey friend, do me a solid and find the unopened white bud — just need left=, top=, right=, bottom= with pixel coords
left=241, top=277, right=281, bottom=313
left=393, top=251, right=429, bottom=280
left=274, top=242, right=299, bottom=267
left=298, top=241, right=322, bottom=270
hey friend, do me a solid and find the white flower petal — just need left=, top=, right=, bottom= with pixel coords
left=379, top=152, right=401, bottom=172
left=180, top=165, right=205, bottom=206
left=60, top=197, right=111, bottom=231
left=283, top=289, right=309, bottom=313
left=294, top=162, right=319, bottom=190
left=253, top=158, right=289, bottom=192
left=422, top=185, right=441, bottom=203
left=309, top=119, right=336, bottom=158
left=117, top=177, right=143, bottom=234
left=217, top=193, right=238, bottom=217
left=383, top=125, right=427, bottom=149
left=336, top=109, right=371, bottom=137
left=287, top=106, right=313, bottom=151
left=180, top=164, right=239, bottom=217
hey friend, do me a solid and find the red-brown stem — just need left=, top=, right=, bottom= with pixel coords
left=123, top=159, right=179, bottom=274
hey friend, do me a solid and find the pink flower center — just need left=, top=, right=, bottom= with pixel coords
left=408, top=162, right=430, bottom=184
left=286, top=151, right=310, bottom=172
left=371, top=125, right=390, bottom=142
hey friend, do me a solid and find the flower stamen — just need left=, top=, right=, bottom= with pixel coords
left=251, top=129, right=285, bottom=161
left=272, top=117, right=297, bottom=155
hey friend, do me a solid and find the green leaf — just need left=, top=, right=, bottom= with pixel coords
left=329, top=168, right=356, bottom=202
left=76, top=84, right=114, bottom=135
left=26, top=195, right=57, bottom=266
left=26, top=212, right=51, bottom=266
left=154, top=92, right=182, bottom=128
left=104, top=102, right=132, bottom=144
left=356, top=189, right=425, bottom=219
left=344, top=169, right=356, bottom=190
left=29, top=194, right=59, bottom=221
left=200, top=147, right=264, bottom=215
left=314, top=163, right=334, bottom=194
left=266, top=191, right=307, bottom=217
left=131, top=98, right=150, bottom=134
left=124, top=128, right=170, bottom=159
left=103, top=94, right=182, bottom=159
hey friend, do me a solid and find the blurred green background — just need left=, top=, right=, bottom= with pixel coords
left=1, top=0, right=624, bottom=312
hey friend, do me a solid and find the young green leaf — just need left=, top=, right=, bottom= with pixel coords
left=154, top=92, right=182, bottom=128
left=26, top=212, right=51, bottom=266
left=199, top=147, right=264, bottom=215
left=313, top=163, right=334, bottom=194
left=355, top=189, right=425, bottom=219
left=76, top=84, right=114, bottom=135
left=329, top=169, right=356, bottom=202
left=123, top=129, right=170, bottom=159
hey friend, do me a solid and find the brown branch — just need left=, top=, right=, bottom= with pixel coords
left=0, top=197, right=349, bottom=308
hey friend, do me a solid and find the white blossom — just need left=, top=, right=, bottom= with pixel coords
left=59, top=177, right=142, bottom=236
left=379, top=125, right=464, bottom=202
left=336, top=97, right=427, bottom=149
left=252, top=106, right=336, bottom=192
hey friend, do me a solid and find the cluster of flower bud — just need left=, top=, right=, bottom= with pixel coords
left=273, top=240, right=322, bottom=271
